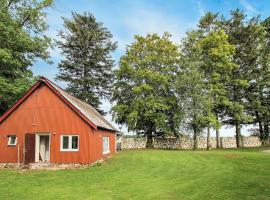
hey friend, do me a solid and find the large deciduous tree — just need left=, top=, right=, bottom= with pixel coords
left=57, top=12, right=117, bottom=114
left=177, top=31, right=212, bottom=150
left=197, top=30, right=237, bottom=149
left=0, top=0, right=53, bottom=114
left=112, top=33, right=183, bottom=147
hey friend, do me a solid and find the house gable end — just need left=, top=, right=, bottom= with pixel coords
left=0, top=79, right=98, bottom=130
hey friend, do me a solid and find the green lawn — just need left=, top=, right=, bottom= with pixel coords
left=1, top=148, right=270, bottom=200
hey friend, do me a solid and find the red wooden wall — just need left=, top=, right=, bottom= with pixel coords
left=0, top=84, right=116, bottom=164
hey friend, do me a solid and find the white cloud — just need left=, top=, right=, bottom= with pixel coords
left=196, top=0, right=205, bottom=17
left=125, top=9, right=183, bottom=40
left=239, top=0, right=259, bottom=15
left=114, top=5, right=185, bottom=51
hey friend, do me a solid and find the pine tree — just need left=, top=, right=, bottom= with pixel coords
left=220, top=10, right=264, bottom=147
left=57, top=12, right=117, bottom=114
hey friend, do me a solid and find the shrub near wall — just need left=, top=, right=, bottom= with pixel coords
left=121, top=136, right=262, bottom=150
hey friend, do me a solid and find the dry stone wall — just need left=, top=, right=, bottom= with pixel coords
left=121, top=138, right=147, bottom=149
left=121, top=136, right=262, bottom=150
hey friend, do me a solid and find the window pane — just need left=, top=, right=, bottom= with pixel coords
left=10, top=137, right=16, bottom=144
left=8, top=136, right=16, bottom=145
left=103, top=137, right=109, bottom=153
left=72, top=136, right=78, bottom=149
left=103, top=138, right=106, bottom=152
left=62, top=136, right=69, bottom=149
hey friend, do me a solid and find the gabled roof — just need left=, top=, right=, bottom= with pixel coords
left=0, top=77, right=117, bottom=132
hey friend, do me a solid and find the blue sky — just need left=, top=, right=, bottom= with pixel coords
left=33, top=0, right=270, bottom=135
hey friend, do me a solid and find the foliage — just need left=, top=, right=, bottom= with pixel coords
left=193, top=10, right=270, bottom=147
left=0, top=0, right=53, bottom=114
left=112, top=10, right=270, bottom=148
left=0, top=71, right=37, bottom=112
left=177, top=31, right=212, bottom=149
left=112, top=33, right=183, bottom=146
left=219, top=10, right=268, bottom=146
left=56, top=12, right=117, bottom=114
left=178, top=29, right=236, bottom=149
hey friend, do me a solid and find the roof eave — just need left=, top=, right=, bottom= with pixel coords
left=97, top=126, right=118, bottom=133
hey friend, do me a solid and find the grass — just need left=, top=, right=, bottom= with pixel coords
left=1, top=148, right=270, bottom=200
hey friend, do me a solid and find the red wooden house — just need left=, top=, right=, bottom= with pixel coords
left=0, top=77, right=117, bottom=166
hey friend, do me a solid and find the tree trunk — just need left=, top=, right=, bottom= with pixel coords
left=215, top=115, right=221, bottom=148
left=256, top=111, right=264, bottom=140
left=235, top=120, right=241, bottom=148
left=263, top=121, right=269, bottom=145
left=193, top=128, right=198, bottom=150
left=146, top=133, right=153, bottom=148
left=207, top=126, right=211, bottom=150
left=216, top=128, right=221, bottom=148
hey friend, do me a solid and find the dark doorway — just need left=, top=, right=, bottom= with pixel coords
left=24, top=134, right=35, bottom=164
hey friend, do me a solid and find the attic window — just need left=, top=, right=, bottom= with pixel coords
left=60, top=135, right=79, bottom=151
left=8, top=135, right=17, bottom=146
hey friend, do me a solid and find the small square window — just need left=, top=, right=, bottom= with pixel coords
left=8, top=135, right=17, bottom=146
left=61, top=135, right=79, bottom=151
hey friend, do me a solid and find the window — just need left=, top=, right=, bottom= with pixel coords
left=60, top=135, right=79, bottom=151
left=8, top=135, right=17, bottom=146
left=103, top=137, right=110, bottom=154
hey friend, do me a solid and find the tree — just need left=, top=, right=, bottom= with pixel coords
left=57, top=12, right=117, bottom=114
left=198, top=12, right=222, bottom=148
left=245, top=17, right=270, bottom=143
left=197, top=30, right=237, bottom=149
left=261, top=18, right=270, bottom=142
left=220, top=10, right=263, bottom=147
left=178, top=29, right=236, bottom=150
left=112, top=33, right=183, bottom=147
left=0, top=0, right=53, bottom=114
left=197, top=10, right=268, bottom=147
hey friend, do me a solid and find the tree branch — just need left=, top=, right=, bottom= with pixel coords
left=7, top=0, right=14, bottom=8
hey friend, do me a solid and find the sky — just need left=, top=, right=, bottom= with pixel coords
left=33, top=0, right=270, bottom=136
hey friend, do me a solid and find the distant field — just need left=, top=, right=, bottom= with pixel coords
left=1, top=148, right=270, bottom=200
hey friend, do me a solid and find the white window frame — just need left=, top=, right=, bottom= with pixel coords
left=103, top=137, right=110, bottom=155
left=7, top=135, right=17, bottom=146
left=60, top=135, right=79, bottom=152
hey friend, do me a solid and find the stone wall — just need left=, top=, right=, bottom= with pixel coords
left=242, top=136, right=262, bottom=147
left=121, top=136, right=262, bottom=150
left=121, top=138, right=147, bottom=149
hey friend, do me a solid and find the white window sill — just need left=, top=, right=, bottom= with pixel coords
left=60, top=149, right=79, bottom=152
left=103, top=151, right=110, bottom=155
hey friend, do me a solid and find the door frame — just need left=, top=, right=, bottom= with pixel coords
left=35, top=133, right=51, bottom=163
